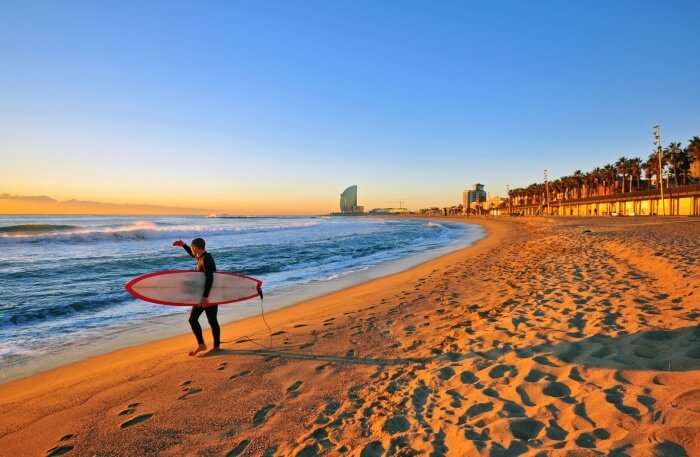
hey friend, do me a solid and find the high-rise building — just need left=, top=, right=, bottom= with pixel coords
left=339, top=185, right=364, bottom=214
left=467, top=183, right=487, bottom=206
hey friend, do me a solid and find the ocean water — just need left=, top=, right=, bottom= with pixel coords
left=0, top=215, right=480, bottom=376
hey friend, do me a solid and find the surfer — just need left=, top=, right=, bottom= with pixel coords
left=173, top=238, right=221, bottom=356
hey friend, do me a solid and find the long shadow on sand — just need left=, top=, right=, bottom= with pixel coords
left=210, top=325, right=700, bottom=371
left=207, top=348, right=433, bottom=367
left=544, top=325, right=700, bottom=371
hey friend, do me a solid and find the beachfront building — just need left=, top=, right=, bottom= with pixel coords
left=419, top=207, right=443, bottom=216
left=338, top=185, right=365, bottom=214
left=467, top=184, right=487, bottom=208
left=507, top=133, right=700, bottom=216
left=460, top=183, right=488, bottom=214
left=509, top=180, right=700, bottom=216
left=486, top=195, right=508, bottom=216
left=368, top=207, right=409, bottom=215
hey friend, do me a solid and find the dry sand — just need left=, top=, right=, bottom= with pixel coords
left=1, top=216, right=699, bottom=457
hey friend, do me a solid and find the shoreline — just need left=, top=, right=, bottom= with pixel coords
left=0, top=216, right=504, bottom=393
left=0, top=218, right=484, bottom=385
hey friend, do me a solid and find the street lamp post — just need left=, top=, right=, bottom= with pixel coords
left=654, top=125, right=665, bottom=216
left=507, top=184, right=512, bottom=216
left=544, top=169, right=550, bottom=216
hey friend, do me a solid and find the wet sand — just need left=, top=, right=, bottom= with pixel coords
left=1, top=216, right=699, bottom=456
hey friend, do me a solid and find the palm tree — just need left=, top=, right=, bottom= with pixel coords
left=628, top=157, right=642, bottom=191
left=688, top=136, right=700, bottom=182
left=562, top=175, right=575, bottom=200
left=551, top=179, right=563, bottom=202
left=572, top=170, right=583, bottom=199
left=615, top=157, right=628, bottom=193
left=605, top=164, right=618, bottom=195
left=643, top=153, right=660, bottom=187
left=665, top=142, right=683, bottom=186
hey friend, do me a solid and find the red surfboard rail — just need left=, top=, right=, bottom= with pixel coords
left=125, top=269, right=263, bottom=306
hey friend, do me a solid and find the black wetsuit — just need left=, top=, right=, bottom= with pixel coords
left=182, top=244, right=220, bottom=348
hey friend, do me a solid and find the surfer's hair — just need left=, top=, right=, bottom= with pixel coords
left=191, top=238, right=206, bottom=249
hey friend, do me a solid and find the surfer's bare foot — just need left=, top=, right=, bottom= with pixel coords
left=204, top=346, right=221, bottom=356
left=188, top=344, right=206, bottom=356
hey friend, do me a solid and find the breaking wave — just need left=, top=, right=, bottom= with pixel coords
left=0, top=220, right=321, bottom=243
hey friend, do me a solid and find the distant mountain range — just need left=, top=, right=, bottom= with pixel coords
left=0, top=193, right=213, bottom=215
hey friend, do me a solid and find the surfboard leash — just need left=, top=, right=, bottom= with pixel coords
left=257, top=288, right=274, bottom=346
left=220, top=283, right=319, bottom=351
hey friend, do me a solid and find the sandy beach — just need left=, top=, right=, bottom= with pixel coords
left=2, top=216, right=700, bottom=457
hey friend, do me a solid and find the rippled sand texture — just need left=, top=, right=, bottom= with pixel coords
left=1, top=217, right=699, bottom=457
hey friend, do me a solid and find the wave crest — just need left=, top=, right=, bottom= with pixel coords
left=0, top=219, right=321, bottom=243
left=0, top=224, right=77, bottom=234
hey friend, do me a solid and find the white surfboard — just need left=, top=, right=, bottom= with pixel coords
left=126, top=270, right=262, bottom=306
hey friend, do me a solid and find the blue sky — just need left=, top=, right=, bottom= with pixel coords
left=2, top=1, right=699, bottom=213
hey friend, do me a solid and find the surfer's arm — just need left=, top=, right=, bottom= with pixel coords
left=172, top=240, right=194, bottom=257
left=182, top=244, right=195, bottom=258
left=202, top=255, right=215, bottom=298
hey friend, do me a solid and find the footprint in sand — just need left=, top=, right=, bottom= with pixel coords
left=466, top=402, right=493, bottom=419
left=460, top=371, right=479, bottom=384
left=46, top=434, right=77, bottom=457
left=383, top=415, right=411, bottom=434
left=287, top=380, right=303, bottom=397
left=314, top=400, right=341, bottom=425
left=501, top=401, right=526, bottom=418
left=230, top=370, right=251, bottom=380
left=445, top=389, right=464, bottom=408
left=436, top=367, right=455, bottom=381
left=488, top=364, right=517, bottom=378
left=524, top=369, right=547, bottom=382
left=575, top=428, right=610, bottom=449
left=533, top=355, right=559, bottom=367
left=574, top=401, right=596, bottom=427
left=509, top=418, right=544, bottom=441
left=542, top=381, right=571, bottom=398
left=178, top=387, right=203, bottom=400
left=568, top=367, right=586, bottom=383
left=546, top=419, right=568, bottom=441
left=217, top=362, right=228, bottom=371
left=315, top=362, right=333, bottom=372
left=360, top=441, right=385, bottom=457
left=604, top=386, right=640, bottom=418
left=47, top=445, right=74, bottom=457
left=652, top=441, right=689, bottom=457
left=516, top=385, right=536, bottom=407
left=293, top=323, right=308, bottom=328
left=120, top=413, right=154, bottom=429
left=262, top=445, right=279, bottom=457
left=118, top=402, right=141, bottom=416
left=225, top=439, right=251, bottom=457
left=253, top=404, right=276, bottom=427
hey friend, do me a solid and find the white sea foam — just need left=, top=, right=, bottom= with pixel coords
left=0, top=219, right=322, bottom=242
